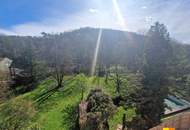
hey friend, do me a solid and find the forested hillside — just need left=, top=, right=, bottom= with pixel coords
left=0, top=28, right=146, bottom=72
left=0, top=27, right=190, bottom=73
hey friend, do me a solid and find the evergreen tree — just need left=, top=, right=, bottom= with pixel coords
left=132, top=22, right=172, bottom=129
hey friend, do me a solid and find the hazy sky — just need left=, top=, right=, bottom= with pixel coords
left=0, top=0, right=190, bottom=43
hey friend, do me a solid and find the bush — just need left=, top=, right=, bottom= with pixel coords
left=85, top=89, right=116, bottom=130
left=0, top=99, right=36, bottom=130
left=87, top=88, right=116, bottom=117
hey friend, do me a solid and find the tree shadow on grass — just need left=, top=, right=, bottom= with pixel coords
left=34, top=77, right=75, bottom=104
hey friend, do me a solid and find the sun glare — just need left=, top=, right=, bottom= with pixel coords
left=112, top=0, right=134, bottom=43
left=112, top=0, right=127, bottom=30
left=91, top=29, right=103, bottom=76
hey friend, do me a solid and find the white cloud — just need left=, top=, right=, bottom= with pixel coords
left=0, top=28, right=16, bottom=35
left=141, top=6, right=147, bottom=9
left=145, top=16, right=153, bottom=23
left=0, top=9, right=120, bottom=36
left=89, top=8, right=99, bottom=13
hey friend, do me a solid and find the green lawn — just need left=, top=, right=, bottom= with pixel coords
left=0, top=74, right=135, bottom=130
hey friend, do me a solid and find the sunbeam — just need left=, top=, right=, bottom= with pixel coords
left=91, top=29, right=103, bottom=76
left=112, top=0, right=134, bottom=43
left=112, top=0, right=127, bottom=30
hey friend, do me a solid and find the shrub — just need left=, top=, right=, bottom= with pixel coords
left=84, top=88, right=116, bottom=130
left=87, top=88, right=116, bottom=117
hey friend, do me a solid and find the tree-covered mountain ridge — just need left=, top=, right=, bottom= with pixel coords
left=0, top=27, right=190, bottom=73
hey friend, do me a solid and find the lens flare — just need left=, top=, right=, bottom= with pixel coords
left=112, top=0, right=134, bottom=43
left=112, top=0, right=127, bottom=29
left=91, top=29, right=102, bottom=76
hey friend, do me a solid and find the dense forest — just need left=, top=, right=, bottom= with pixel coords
left=1, top=22, right=190, bottom=130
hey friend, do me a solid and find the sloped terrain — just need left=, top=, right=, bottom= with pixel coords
left=0, top=75, right=135, bottom=130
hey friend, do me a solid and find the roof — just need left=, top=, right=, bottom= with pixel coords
left=150, top=112, right=190, bottom=130
left=165, top=95, right=190, bottom=116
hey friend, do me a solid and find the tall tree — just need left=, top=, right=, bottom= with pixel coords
left=132, top=22, right=172, bottom=129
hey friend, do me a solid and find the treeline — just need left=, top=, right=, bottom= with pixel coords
left=0, top=27, right=145, bottom=73
left=0, top=27, right=190, bottom=74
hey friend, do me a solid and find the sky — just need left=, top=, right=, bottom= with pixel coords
left=0, top=0, right=190, bottom=43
